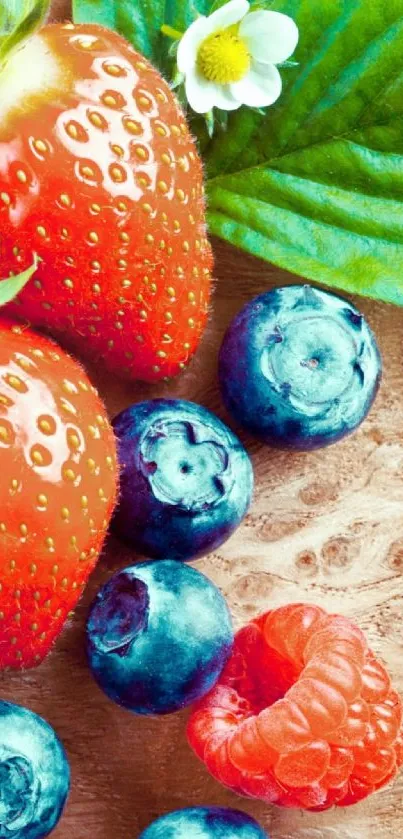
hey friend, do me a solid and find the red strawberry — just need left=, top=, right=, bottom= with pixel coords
left=0, top=318, right=118, bottom=670
left=187, top=603, right=403, bottom=810
left=0, top=22, right=212, bottom=382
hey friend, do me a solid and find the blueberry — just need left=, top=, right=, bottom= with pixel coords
left=86, top=560, right=234, bottom=715
left=112, top=399, right=253, bottom=561
left=139, top=807, right=268, bottom=838
left=0, top=700, right=70, bottom=838
left=219, top=285, right=381, bottom=450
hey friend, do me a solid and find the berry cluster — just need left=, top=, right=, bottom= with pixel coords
left=0, top=4, right=399, bottom=838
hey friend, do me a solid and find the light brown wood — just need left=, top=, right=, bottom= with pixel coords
left=2, top=3, right=403, bottom=837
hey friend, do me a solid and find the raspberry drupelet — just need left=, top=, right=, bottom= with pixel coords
left=187, top=603, right=403, bottom=810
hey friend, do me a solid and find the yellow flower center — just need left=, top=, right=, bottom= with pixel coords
left=197, top=28, right=250, bottom=84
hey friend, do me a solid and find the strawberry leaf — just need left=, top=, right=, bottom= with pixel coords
left=204, top=0, right=403, bottom=306
left=0, top=255, right=40, bottom=306
left=0, top=0, right=49, bottom=63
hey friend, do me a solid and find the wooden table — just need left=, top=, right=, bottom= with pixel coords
left=2, top=3, right=403, bottom=837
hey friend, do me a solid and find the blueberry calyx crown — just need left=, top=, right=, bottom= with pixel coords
left=260, top=289, right=372, bottom=413
left=87, top=574, right=150, bottom=658
left=139, top=418, right=234, bottom=512
left=0, top=754, right=38, bottom=836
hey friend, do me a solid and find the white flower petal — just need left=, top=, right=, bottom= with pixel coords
left=239, top=10, right=299, bottom=65
left=184, top=68, right=219, bottom=113
left=212, top=84, right=242, bottom=111
left=230, top=62, right=282, bottom=107
left=185, top=69, right=242, bottom=113
left=177, top=17, right=212, bottom=73
left=205, top=0, right=250, bottom=35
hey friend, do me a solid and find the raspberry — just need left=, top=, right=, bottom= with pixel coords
left=187, top=604, right=403, bottom=810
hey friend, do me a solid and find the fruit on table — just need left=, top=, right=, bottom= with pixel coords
left=219, top=285, right=381, bottom=449
left=86, top=559, right=233, bottom=714
left=0, top=699, right=70, bottom=838
left=0, top=22, right=212, bottom=382
left=112, top=399, right=254, bottom=561
left=187, top=603, right=403, bottom=810
left=0, top=318, right=118, bottom=671
left=139, top=807, right=268, bottom=838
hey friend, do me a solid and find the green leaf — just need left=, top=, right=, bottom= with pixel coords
left=0, top=255, right=39, bottom=306
left=72, top=0, right=211, bottom=72
left=208, top=0, right=232, bottom=13
left=0, top=0, right=49, bottom=63
left=204, top=0, right=403, bottom=306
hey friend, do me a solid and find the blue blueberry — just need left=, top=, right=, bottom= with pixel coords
left=219, top=285, right=381, bottom=450
left=112, top=399, right=253, bottom=561
left=86, top=560, right=233, bottom=715
left=0, top=700, right=70, bottom=838
left=139, top=807, right=268, bottom=838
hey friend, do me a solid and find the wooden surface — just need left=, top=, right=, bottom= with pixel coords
left=2, top=3, right=403, bottom=837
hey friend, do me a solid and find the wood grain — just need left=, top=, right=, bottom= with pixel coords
left=2, top=3, right=403, bottom=837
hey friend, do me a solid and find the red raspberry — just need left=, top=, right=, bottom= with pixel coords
left=187, top=604, right=403, bottom=810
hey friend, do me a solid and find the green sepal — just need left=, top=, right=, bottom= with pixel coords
left=205, top=110, right=215, bottom=139
left=0, top=254, right=40, bottom=307
left=0, top=0, right=49, bottom=65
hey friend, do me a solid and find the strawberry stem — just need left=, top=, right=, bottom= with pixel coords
left=0, top=254, right=40, bottom=306
left=161, top=25, right=184, bottom=41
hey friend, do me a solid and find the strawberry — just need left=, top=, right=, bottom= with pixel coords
left=0, top=318, right=118, bottom=670
left=187, top=604, right=403, bottom=810
left=0, top=22, right=212, bottom=382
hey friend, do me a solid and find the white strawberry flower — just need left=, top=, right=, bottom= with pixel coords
left=177, top=0, right=299, bottom=114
